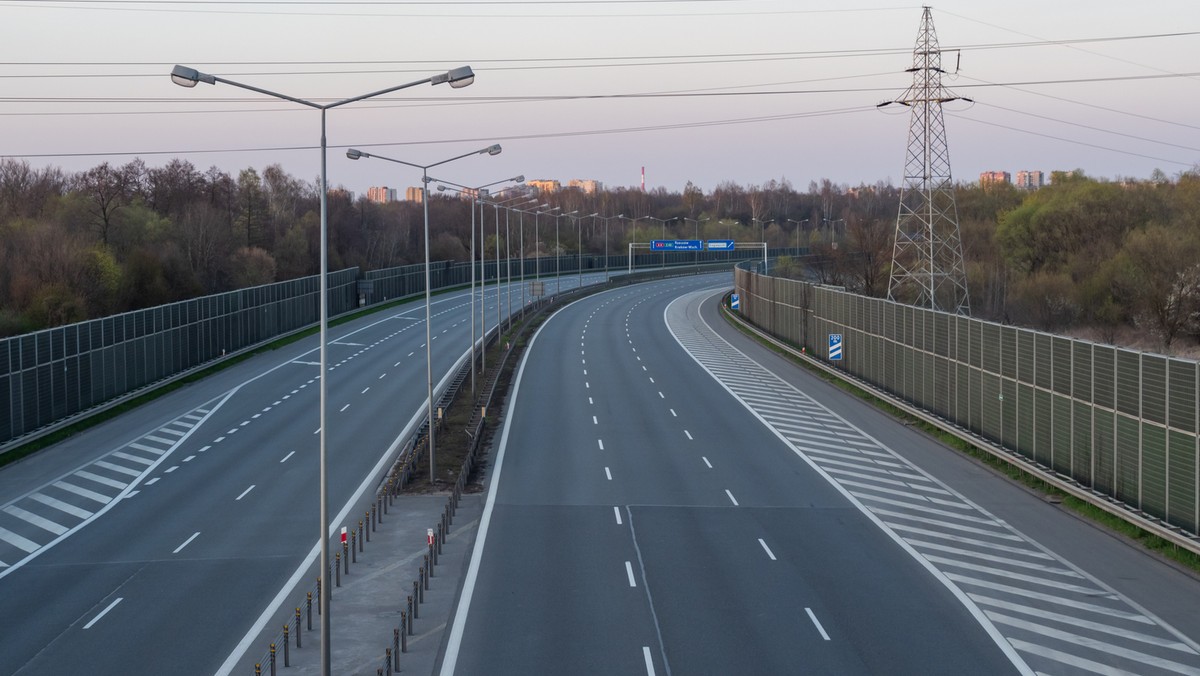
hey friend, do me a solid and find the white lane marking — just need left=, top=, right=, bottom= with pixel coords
left=145, top=478, right=160, bottom=486
left=806, top=608, right=831, bottom=640
left=173, top=532, right=200, bottom=554
left=198, top=445, right=211, bottom=453
left=0, top=525, right=40, bottom=552
left=3, top=505, right=68, bottom=536
left=702, top=457, right=713, bottom=469
left=126, top=491, right=139, bottom=498
left=605, top=467, right=613, bottom=481
left=84, top=598, right=123, bottom=629
left=670, top=409, right=676, bottom=417
left=340, top=404, right=350, bottom=412
left=758, top=538, right=777, bottom=561
left=30, top=493, right=92, bottom=519
left=614, top=507, right=623, bottom=525
left=584, top=369, right=588, bottom=376
left=724, top=489, right=739, bottom=506
left=214, top=436, right=226, bottom=443
left=53, top=481, right=111, bottom=504
left=589, top=397, right=594, bottom=405
left=74, top=470, right=127, bottom=490
left=164, top=466, right=179, bottom=474
left=362, top=387, right=370, bottom=394
left=94, top=461, right=141, bottom=478
left=129, top=442, right=165, bottom=456
left=314, top=428, right=320, bottom=435
left=236, top=485, right=255, bottom=501
left=598, top=439, right=605, bottom=450
left=657, top=392, right=664, bottom=398
left=585, top=382, right=590, bottom=389
left=396, top=361, right=403, bottom=366
left=146, top=435, right=176, bottom=444
left=280, top=451, right=295, bottom=463
left=159, top=427, right=186, bottom=437
left=626, top=561, right=637, bottom=587
left=183, top=455, right=196, bottom=462
left=379, top=373, right=387, bottom=379
left=593, top=416, right=598, bottom=425
left=642, top=366, right=647, bottom=371
left=409, top=351, right=415, bottom=357
left=112, top=452, right=153, bottom=466
left=649, top=377, right=655, bottom=384
left=251, top=414, right=262, bottom=419
left=643, top=646, right=657, bottom=676
left=684, top=430, right=693, bottom=440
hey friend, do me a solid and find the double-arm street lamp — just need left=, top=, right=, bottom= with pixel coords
left=684, top=216, right=708, bottom=266
left=434, top=176, right=523, bottom=395
left=555, top=210, right=578, bottom=293
left=345, top=145, right=501, bottom=494
left=596, top=214, right=623, bottom=281
left=787, top=218, right=811, bottom=251
left=642, top=216, right=670, bottom=268
left=512, top=203, right=550, bottom=313
left=566, top=212, right=599, bottom=289
left=170, top=63, right=475, bottom=676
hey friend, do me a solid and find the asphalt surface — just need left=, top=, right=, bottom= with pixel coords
left=441, top=277, right=1200, bottom=676
left=0, top=271, right=606, bottom=676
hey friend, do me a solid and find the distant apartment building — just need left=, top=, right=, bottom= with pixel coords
left=405, top=187, right=424, bottom=203
left=979, top=171, right=1011, bottom=186
left=568, top=179, right=603, bottom=194
left=366, top=186, right=397, bottom=203
left=1015, top=170, right=1045, bottom=190
left=527, top=179, right=562, bottom=194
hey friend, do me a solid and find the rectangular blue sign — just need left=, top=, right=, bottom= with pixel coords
left=829, top=333, right=843, bottom=361
left=651, top=239, right=702, bottom=251
left=707, top=239, right=735, bottom=251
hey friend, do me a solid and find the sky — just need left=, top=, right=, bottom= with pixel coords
left=3, top=0, right=1200, bottom=197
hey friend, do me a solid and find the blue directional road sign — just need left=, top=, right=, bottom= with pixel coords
left=731, top=293, right=740, bottom=310
left=707, top=239, right=735, bottom=251
left=650, top=239, right=702, bottom=251
left=829, top=333, right=843, bottom=361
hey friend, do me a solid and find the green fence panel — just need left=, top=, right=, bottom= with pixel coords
left=1072, top=401, right=1093, bottom=486
left=1141, top=423, right=1167, bottom=520
left=1142, top=355, right=1167, bottom=426
left=1052, top=394, right=1073, bottom=475
left=1115, top=414, right=1141, bottom=506
left=1094, top=409, right=1115, bottom=494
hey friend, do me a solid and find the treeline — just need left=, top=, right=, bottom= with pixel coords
left=3, top=157, right=1199, bottom=350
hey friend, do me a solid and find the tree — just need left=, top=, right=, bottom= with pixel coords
left=73, top=161, right=140, bottom=245
left=1115, top=224, right=1200, bottom=350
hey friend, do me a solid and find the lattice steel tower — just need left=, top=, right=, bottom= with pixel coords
left=885, top=6, right=971, bottom=315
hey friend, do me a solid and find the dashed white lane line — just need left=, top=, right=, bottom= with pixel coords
left=725, top=489, right=739, bottom=506
left=145, top=478, right=160, bottom=486
left=214, top=436, right=226, bottom=443
left=84, top=597, right=123, bottom=629
left=670, top=409, right=677, bottom=417
left=183, top=455, right=196, bottom=462
left=362, top=387, right=370, bottom=394
left=236, top=485, right=255, bottom=501
left=684, top=430, right=693, bottom=440
left=806, top=608, right=831, bottom=641
left=198, top=445, right=211, bottom=453
left=598, top=439, right=605, bottom=450
left=625, top=561, right=637, bottom=587
left=379, top=373, right=387, bottom=379
left=657, top=392, right=664, bottom=399
left=605, top=467, right=613, bottom=481
left=165, top=466, right=179, bottom=474
left=643, top=646, right=657, bottom=676
left=593, top=416, right=598, bottom=425
left=758, top=538, right=777, bottom=561
left=589, top=397, right=594, bottom=405
left=614, top=506, right=623, bottom=525
left=702, top=457, right=713, bottom=469
left=251, top=414, right=261, bottom=419
left=280, top=451, right=296, bottom=463
left=173, top=532, right=200, bottom=554
left=585, top=382, right=590, bottom=389
left=340, top=404, right=350, bottom=412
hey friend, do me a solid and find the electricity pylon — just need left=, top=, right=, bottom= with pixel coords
left=883, top=6, right=972, bottom=315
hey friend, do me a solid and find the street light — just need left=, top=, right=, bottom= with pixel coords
left=512, top=202, right=550, bottom=313
left=434, top=175, right=523, bottom=395
left=555, top=210, right=578, bottom=293
left=346, top=144, right=501, bottom=493
left=596, top=214, right=623, bottom=281
left=642, top=216, right=670, bottom=268
left=787, top=218, right=811, bottom=252
left=481, top=190, right=533, bottom=334
left=566, top=212, right=598, bottom=289
left=753, top=217, right=775, bottom=244
left=171, top=63, right=475, bottom=676
left=684, top=216, right=708, bottom=266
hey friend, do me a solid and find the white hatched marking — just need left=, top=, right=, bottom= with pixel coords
left=158, top=428, right=185, bottom=437
left=994, top=614, right=1200, bottom=674
left=3, top=506, right=67, bottom=535
left=0, top=526, right=40, bottom=553
left=129, top=443, right=165, bottom=456
left=74, top=471, right=127, bottom=490
left=30, top=493, right=91, bottom=519
left=946, top=575, right=1140, bottom=622
left=94, top=461, right=141, bottom=478
left=926, top=557, right=1098, bottom=594
left=145, top=435, right=175, bottom=445
left=973, top=595, right=1194, bottom=652
left=53, top=481, right=111, bottom=504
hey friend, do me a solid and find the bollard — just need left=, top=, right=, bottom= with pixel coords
left=386, top=648, right=392, bottom=676
left=414, top=579, right=421, bottom=612
left=336, top=552, right=341, bottom=587
left=394, top=628, right=401, bottom=665
left=352, top=530, right=357, bottom=564
left=429, top=545, right=435, bottom=572
left=365, top=512, right=371, bottom=541
left=307, top=592, right=313, bottom=630
left=378, top=494, right=384, bottom=521
left=383, top=490, right=388, bottom=515
left=316, top=579, right=322, bottom=614
left=270, top=643, right=276, bottom=676
left=372, top=505, right=377, bottom=532
left=283, top=625, right=290, bottom=667
left=402, top=612, right=409, bottom=648
left=255, top=664, right=261, bottom=676
left=359, top=520, right=365, bottom=551
left=344, top=540, right=350, bottom=574
left=408, top=593, right=415, bottom=624
left=296, top=607, right=302, bottom=648
left=419, top=566, right=426, bottom=600
left=438, top=522, right=444, bottom=555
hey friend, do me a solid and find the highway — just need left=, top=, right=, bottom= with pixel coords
left=443, top=276, right=1200, bottom=675
left=0, top=271, right=602, bottom=676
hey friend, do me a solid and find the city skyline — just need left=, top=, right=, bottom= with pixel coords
left=3, top=1, right=1199, bottom=197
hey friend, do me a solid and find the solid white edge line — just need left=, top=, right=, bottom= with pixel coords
left=806, top=607, right=831, bottom=641
left=83, top=597, right=123, bottom=629
left=173, top=531, right=200, bottom=554
left=758, top=538, right=777, bottom=561
left=643, top=646, right=657, bottom=676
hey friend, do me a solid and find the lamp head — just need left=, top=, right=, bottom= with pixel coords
left=170, top=65, right=214, bottom=87
left=437, top=185, right=448, bottom=192
left=346, top=148, right=365, bottom=160
left=479, top=188, right=490, bottom=197
left=432, top=65, right=476, bottom=88
left=513, top=175, right=525, bottom=183
left=484, top=144, right=502, bottom=156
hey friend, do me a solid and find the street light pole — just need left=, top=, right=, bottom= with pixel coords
left=171, top=63, right=475, bottom=676
left=567, top=212, right=598, bottom=290
left=787, top=218, right=810, bottom=253
left=346, top=145, right=501, bottom=490
left=555, top=210, right=578, bottom=294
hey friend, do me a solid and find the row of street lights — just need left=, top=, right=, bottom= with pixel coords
left=170, top=63, right=496, bottom=676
